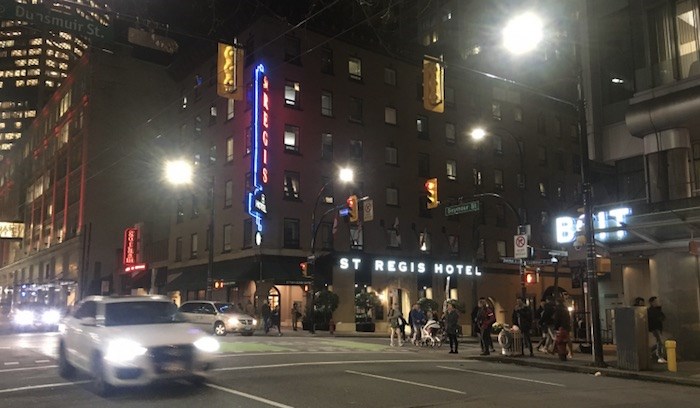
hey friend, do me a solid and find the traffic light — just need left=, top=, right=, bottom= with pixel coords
left=217, top=42, right=244, bottom=99
left=425, top=178, right=439, bottom=209
left=300, top=262, right=308, bottom=277
left=213, top=280, right=224, bottom=290
left=422, top=56, right=444, bottom=113
left=347, top=195, right=359, bottom=222
left=523, top=270, right=537, bottom=285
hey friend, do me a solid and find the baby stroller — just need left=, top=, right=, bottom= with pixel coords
left=416, top=319, right=443, bottom=348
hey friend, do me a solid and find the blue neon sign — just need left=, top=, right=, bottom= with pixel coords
left=247, top=64, right=268, bottom=241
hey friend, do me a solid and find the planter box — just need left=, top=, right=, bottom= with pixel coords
left=356, top=322, right=375, bottom=332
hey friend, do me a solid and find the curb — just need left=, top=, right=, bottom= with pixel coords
left=468, top=355, right=700, bottom=388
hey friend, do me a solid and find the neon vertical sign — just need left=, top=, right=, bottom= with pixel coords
left=247, top=64, right=268, bottom=244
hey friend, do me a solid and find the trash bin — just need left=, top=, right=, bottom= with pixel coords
left=614, top=307, right=650, bottom=370
left=498, top=327, right=523, bottom=356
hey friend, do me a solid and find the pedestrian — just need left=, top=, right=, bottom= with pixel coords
left=538, top=297, right=556, bottom=353
left=553, top=297, right=572, bottom=360
left=409, top=303, right=426, bottom=344
left=261, top=300, right=271, bottom=334
left=271, top=305, right=282, bottom=336
left=512, top=297, right=534, bottom=356
left=476, top=297, right=496, bottom=355
left=398, top=313, right=408, bottom=342
left=633, top=297, right=645, bottom=306
left=445, top=302, right=460, bottom=354
left=387, top=304, right=403, bottom=346
left=291, top=302, right=301, bottom=331
left=471, top=304, right=480, bottom=338
left=648, top=296, right=667, bottom=363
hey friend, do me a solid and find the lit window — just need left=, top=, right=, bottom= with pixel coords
left=284, top=81, right=300, bottom=106
left=384, top=67, right=396, bottom=85
left=284, top=124, right=299, bottom=152
left=227, top=99, right=234, bottom=120
left=492, top=101, right=502, bottom=120
left=419, top=232, right=431, bottom=252
left=417, top=115, right=428, bottom=139
left=446, top=160, right=457, bottom=180
left=321, top=133, right=333, bottom=160
left=321, top=91, right=333, bottom=116
left=224, top=180, right=233, bottom=207
left=226, top=137, right=234, bottom=162
left=385, top=107, right=397, bottom=124
left=386, top=187, right=399, bottom=206
left=284, top=171, right=300, bottom=199
left=348, top=57, right=362, bottom=81
left=385, top=146, right=398, bottom=165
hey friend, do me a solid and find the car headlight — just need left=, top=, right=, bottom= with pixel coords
left=252, top=319, right=258, bottom=326
left=104, top=339, right=147, bottom=363
left=42, top=309, right=61, bottom=325
left=14, top=310, right=34, bottom=325
left=194, top=337, right=220, bottom=353
left=228, top=317, right=240, bottom=325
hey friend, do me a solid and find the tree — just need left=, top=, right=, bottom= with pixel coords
left=417, top=297, right=440, bottom=315
left=355, top=291, right=380, bottom=322
left=313, top=290, right=339, bottom=328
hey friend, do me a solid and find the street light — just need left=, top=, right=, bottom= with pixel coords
left=502, top=11, right=605, bottom=366
left=307, top=166, right=355, bottom=334
left=164, top=159, right=215, bottom=301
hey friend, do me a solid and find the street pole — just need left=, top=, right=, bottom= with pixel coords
left=307, top=182, right=330, bottom=335
left=206, top=175, right=215, bottom=301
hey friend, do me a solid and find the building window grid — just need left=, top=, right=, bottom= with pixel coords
left=321, top=132, right=333, bottom=160
left=283, top=218, right=301, bottom=249
left=284, top=124, right=300, bottom=152
left=223, top=224, right=232, bottom=252
left=284, top=171, right=300, bottom=199
left=386, top=187, right=399, bottom=206
left=190, top=233, right=198, bottom=259
left=321, top=91, right=333, bottom=116
left=385, top=145, right=398, bottom=165
left=348, top=57, right=362, bottom=81
left=446, top=160, right=457, bottom=181
left=285, top=80, right=301, bottom=107
left=385, top=106, right=397, bottom=124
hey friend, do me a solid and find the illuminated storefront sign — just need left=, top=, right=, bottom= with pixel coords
left=247, top=64, right=268, bottom=245
left=0, top=222, right=24, bottom=239
left=556, top=207, right=631, bottom=243
left=124, top=263, right=147, bottom=273
left=122, top=227, right=139, bottom=266
left=338, top=257, right=482, bottom=276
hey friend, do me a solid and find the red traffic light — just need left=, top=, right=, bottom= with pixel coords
left=523, top=271, right=536, bottom=285
left=213, top=280, right=225, bottom=290
left=300, top=262, right=308, bottom=276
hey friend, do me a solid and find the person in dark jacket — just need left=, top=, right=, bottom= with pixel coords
left=512, top=297, right=534, bottom=356
left=648, top=296, right=666, bottom=363
left=445, top=303, right=460, bottom=354
left=261, top=300, right=271, bottom=334
left=537, top=298, right=556, bottom=353
left=553, top=298, right=572, bottom=360
left=476, top=298, right=496, bottom=355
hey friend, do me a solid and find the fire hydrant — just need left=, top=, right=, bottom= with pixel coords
left=329, top=319, right=336, bottom=335
left=665, top=340, right=677, bottom=372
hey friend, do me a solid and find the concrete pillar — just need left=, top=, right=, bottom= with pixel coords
left=332, top=266, right=356, bottom=333
left=644, top=129, right=692, bottom=203
left=649, top=252, right=700, bottom=360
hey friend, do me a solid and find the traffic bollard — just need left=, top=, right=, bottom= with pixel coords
left=665, top=340, right=677, bottom=372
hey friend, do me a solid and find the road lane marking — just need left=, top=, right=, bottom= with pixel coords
left=214, top=359, right=472, bottom=372
left=0, top=380, right=90, bottom=394
left=3, top=362, right=19, bottom=366
left=206, top=383, right=295, bottom=408
left=220, top=351, right=408, bottom=358
left=0, top=365, right=56, bottom=374
left=35, top=360, right=50, bottom=364
left=437, top=365, right=566, bottom=387
left=345, top=370, right=466, bottom=395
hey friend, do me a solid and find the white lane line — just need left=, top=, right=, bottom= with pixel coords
left=3, top=362, right=19, bottom=366
left=214, top=359, right=472, bottom=372
left=205, top=383, right=295, bottom=408
left=0, top=380, right=90, bottom=394
left=437, top=365, right=566, bottom=387
left=345, top=370, right=466, bottom=395
left=35, top=360, right=50, bottom=364
left=0, top=365, right=56, bottom=374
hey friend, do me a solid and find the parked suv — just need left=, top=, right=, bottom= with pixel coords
left=58, top=295, right=220, bottom=396
left=179, top=301, right=256, bottom=336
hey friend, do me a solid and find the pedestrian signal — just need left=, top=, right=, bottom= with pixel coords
left=213, top=280, right=225, bottom=290
left=300, top=262, right=308, bottom=277
left=347, top=195, right=359, bottom=222
left=523, top=270, right=537, bottom=285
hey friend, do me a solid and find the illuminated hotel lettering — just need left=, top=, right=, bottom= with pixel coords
left=122, top=227, right=139, bottom=266
left=247, top=64, right=269, bottom=243
left=556, top=207, right=631, bottom=243
left=339, top=257, right=481, bottom=277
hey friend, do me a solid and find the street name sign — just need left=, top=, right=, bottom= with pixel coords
left=445, top=201, right=480, bottom=216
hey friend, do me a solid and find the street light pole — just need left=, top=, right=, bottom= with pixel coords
left=306, top=181, right=331, bottom=335
left=206, top=175, right=215, bottom=301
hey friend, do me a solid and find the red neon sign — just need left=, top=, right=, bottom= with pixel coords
left=261, top=75, right=270, bottom=184
left=123, top=227, right=139, bottom=266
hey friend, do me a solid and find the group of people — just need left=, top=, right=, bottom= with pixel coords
left=634, top=296, right=667, bottom=363
left=533, top=296, right=574, bottom=359
left=260, top=300, right=283, bottom=335
left=387, top=302, right=461, bottom=353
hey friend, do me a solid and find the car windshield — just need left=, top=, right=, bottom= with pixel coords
left=215, top=303, right=241, bottom=314
left=104, top=301, right=187, bottom=326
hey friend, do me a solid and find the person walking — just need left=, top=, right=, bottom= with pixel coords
left=387, top=304, right=403, bottom=347
left=261, top=300, right=271, bottom=334
left=291, top=302, right=301, bottom=331
left=648, top=296, right=667, bottom=363
left=445, top=303, right=460, bottom=354
left=553, top=297, right=572, bottom=360
left=271, top=305, right=282, bottom=336
left=538, top=297, right=556, bottom=353
left=512, top=297, right=534, bottom=356
left=476, top=298, right=496, bottom=355
left=409, top=303, right=426, bottom=344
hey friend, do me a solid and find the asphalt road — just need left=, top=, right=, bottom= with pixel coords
left=0, top=332, right=698, bottom=407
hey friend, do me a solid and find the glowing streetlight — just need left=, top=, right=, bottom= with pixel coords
left=164, top=160, right=193, bottom=185
left=470, top=127, right=487, bottom=141
left=339, top=167, right=354, bottom=183
left=502, top=12, right=544, bottom=55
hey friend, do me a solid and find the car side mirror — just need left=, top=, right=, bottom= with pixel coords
left=80, top=317, right=97, bottom=326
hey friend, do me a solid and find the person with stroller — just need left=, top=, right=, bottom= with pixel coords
left=409, top=303, right=426, bottom=344
left=421, top=311, right=442, bottom=346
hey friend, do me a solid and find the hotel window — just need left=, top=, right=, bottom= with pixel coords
left=321, top=47, right=333, bottom=74
left=385, top=106, right=397, bottom=124
left=493, top=135, right=503, bottom=155
left=384, top=67, right=396, bottom=85
left=320, top=222, right=334, bottom=250
left=350, top=139, right=363, bottom=161
left=243, top=219, right=252, bottom=248
left=386, top=187, right=399, bottom=206
left=557, top=150, right=566, bottom=171
left=648, top=0, right=700, bottom=83
left=175, top=237, right=182, bottom=261
left=448, top=235, right=459, bottom=255
left=417, top=115, right=429, bottom=139
left=191, top=195, right=200, bottom=218
left=321, top=176, right=334, bottom=204
left=321, top=132, right=333, bottom=160
left=491, top=101, right=502, bottom=120
left=227, top=99, right=234, bottom=120
left=349, top=96, right=363, bottom=122
left=176, top=199, right=184, bottom=223
left=190, top=233, right=198, bottom=258
left=226, top=137, right=234, bottom=162
left=350, top=225, right=364, bottom=250
left=388, top=229, right=400, bottom=248
left=284, top=171, right=300, bottom=199
left=445, top=122, right=456, bottom=144
left=285, top=80, right=300, bottom=107
left=494, top=169, right=504, bottom=190
left=473, top=168, right=483, bottom=186
left=284, top=36, right=301, bottom=63
left=418, top=153, right=430, bottom=177
left=348, top=57, right=362, bottom=81
left=321, top=91, right=333, bottom=116
left=209, top=145, right=216, bottom=165
left=419, top=231, right=431, bottom=252
left=496, top=240, right=507, bottom=257
left=446, top=160, right=457, bottom=181
left=209, top=104, right=217, bottom=125
left=223, top=224, right=232, bottom=252
left=539, top=181, right=548, bottom=197
left=284, top=124, right=300, bottom=152
left=283, top=218, right=300, bottom=249
left=385, top=145, right=398, bottom=165
left=224, top=180, right=233, bottom=207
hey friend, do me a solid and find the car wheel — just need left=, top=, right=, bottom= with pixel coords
left=190, top=375, right=206, bottom=387
left=214, top=321, right=227, bottom=336
left=58, top=342, right=75, bottom=379
left=241, top=331, right=254, bottom=337
left=92, top=353, right=113, bottom=397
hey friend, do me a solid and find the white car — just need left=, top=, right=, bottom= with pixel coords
left=179, top=301, right=257, bottom=336
left=58, top=295, right=220, bottom=396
